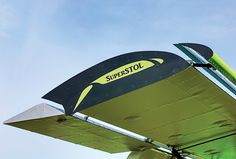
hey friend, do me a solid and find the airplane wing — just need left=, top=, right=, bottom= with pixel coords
left=5, top=44, right=236, bottom=159
left=4, top=103, right=154, bottom=153
left=174, top=43, right=236, bottom=94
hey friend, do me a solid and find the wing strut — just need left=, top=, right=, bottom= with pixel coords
left=72, top=113, right=171, bottom=152
left=72, top=112, right=189, bottom=159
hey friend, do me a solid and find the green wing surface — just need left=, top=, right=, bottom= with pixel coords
left=43, top=50, right=236, bottom=158
left=79, top=66, right=236, bottom=158
left=185, top=133, right=236, bottom=158
left=5, top=47, right=236, bottom=159
left=4, top=103, right=154, bottom=153
left=127, top=149, right=171, bottom=159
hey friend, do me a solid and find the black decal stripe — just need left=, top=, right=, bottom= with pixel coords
left=42, top=51, right=190, bottom=115
left=177, top=43, right=213, bottom=60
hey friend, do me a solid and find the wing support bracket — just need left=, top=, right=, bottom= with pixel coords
left=187, top=60, right=213, bottom=69
left=171, top=147, right=184, bottom=159
left=192, top=63, right=213, bottom=69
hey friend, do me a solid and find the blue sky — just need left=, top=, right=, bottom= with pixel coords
left=1, top=0, right=236, bottom=158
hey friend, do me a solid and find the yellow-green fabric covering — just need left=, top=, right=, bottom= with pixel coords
left=209, top=53, right=236, bottom=85
left=81, top=67, right=236, bottom=159
left=127, top=149, right=170, bottom=159
left=5, top=104, right=153, bottom=153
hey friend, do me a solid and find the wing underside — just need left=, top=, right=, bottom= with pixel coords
left=4, top=103, right=154, bottom=153
left=79, top=66, right=236, bottom=158
left=5, top=45, right=236, bottom=159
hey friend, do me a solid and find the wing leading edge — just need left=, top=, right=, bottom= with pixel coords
left=5, top=44, right=236, bottom=159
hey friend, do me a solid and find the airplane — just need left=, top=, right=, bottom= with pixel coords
left=4, top=43, right=236, bottom=159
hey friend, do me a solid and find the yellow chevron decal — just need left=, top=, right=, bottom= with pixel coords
left=73, top=58, right=163, bottom=112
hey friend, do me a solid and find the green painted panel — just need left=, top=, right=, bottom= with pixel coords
left=127, top=149, right=170, bottom=159
left=5, top=105, right=153, bottom=153
left=81, top=67, right=236, bottom=158
left=209, top=53, right=236, bottom=85
left=188, top=134, right=236, bottom=159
